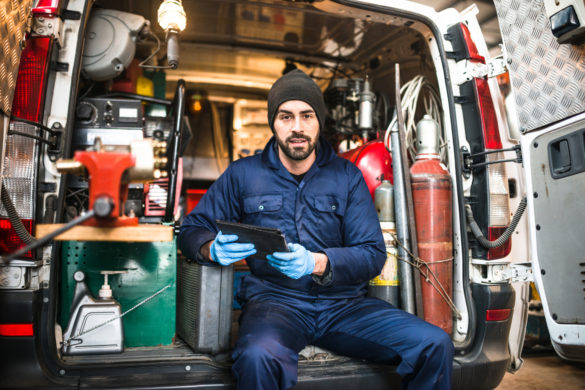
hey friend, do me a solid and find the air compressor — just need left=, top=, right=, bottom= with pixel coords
left=410, top=115, right=453, bottom=334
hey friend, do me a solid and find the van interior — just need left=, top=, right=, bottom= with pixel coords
left=53, top=0, right=459, bottom=368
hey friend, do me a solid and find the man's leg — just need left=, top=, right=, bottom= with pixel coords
left=314, top=297, right=454, bottom=390
left=232, top=300, right=313, bottom=390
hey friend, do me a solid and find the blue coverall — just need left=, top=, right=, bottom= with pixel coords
left=178, top=137, right=454, bottom=390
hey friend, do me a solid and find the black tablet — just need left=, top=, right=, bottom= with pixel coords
left=215, top=220, right=289, bottom=260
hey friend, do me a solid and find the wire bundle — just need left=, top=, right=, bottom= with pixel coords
left=384, top=75, right=445, bottom=162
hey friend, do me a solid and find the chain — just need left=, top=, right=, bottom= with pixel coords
left=62, top=283, right=173, bottom=347
left=391, top=233, right=462, bottom=320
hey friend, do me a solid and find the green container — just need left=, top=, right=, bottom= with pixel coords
left=59, top=240, right=176, bottom=347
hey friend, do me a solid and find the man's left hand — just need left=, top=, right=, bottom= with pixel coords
left=267, top=243, right=315, bottom=279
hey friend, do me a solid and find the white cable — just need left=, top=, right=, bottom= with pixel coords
left=384, top=75, right=445, bottom=162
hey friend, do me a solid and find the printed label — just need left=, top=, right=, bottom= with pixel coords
left=369, top=248, right=399, bottom=286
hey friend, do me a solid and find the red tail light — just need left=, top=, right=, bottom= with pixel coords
left=1, top=25, right=54, bottom=259
left=487, top=227, right=512, bottom=260
left=459, top=23, right=485, bottom=64
left=11, top=37, right=52, bottom=121
left=475, top=78, right=510, bottom=259
left=486, top=309, right=511, bottom=322
left=32, top=0, right=60, bottom=15
left=0, top=323, right=34, bottom=336
left=449, top=22, right=512, bottom=260
left=0, top=219, right=35, bottom=258
left=475, top=77, right=502, bottom=149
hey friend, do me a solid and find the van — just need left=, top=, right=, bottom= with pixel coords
left=0, top=0, right=582, bottom=389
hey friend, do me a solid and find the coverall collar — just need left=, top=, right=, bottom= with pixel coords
left=261, top=136, right=336, bottom=174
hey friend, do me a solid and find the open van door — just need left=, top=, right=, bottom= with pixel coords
left=494, top=0, right=585, bottom=361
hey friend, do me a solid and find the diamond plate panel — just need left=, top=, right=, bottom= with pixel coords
left=0, top=0, right=33, bottom=116
left=494, top=0, right=585, bottom=132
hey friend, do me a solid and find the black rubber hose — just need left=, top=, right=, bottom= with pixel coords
left=1, top=209, right=96, bottom=263
left=95, top=92, right=172, bottom=106
left=1, top=185, right=36, bottom=244
left=466, top=196, right=527, bottom=249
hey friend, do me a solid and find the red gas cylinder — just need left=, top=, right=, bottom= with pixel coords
left=410, top=116, right=453, bottom=334
left=339, top=140, right=393, bottom=200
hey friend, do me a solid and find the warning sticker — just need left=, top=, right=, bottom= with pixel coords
left=369, top=250, right=399, bottom=286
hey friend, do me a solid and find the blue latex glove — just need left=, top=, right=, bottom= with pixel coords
left=267, top=243, right=315, bottom=279
left=210, top=231, right=256, bottom=266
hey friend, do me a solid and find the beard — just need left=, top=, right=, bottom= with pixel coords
left=275, top=131, right=318, bottom=161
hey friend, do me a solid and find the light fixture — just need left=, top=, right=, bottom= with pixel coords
left=157, top=0, right=187, bottom=69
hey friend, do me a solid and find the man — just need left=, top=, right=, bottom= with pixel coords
left=178, top=69, right=453, bottom=390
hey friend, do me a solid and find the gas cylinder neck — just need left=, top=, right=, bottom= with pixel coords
left=415, top=152, right=441, bottom=161
left=415, top=115, right=440, bottom=157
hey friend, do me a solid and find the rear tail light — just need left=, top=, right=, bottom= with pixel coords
left=32, top=0, right=60, bottom=15
left=0, top=123, right=41, bottom=259
left=0, top=323, right=34, bottom=336
left=0, top=219, right=35, bottom=258
left=486, top=161, right=511, bottom=259
left=475, top=78, right=502, bottom=149
left=11, top=37, right=52, bottom=122
left=448, top=22, right=512, bottom=260
left=0, top=31, right=54, bottom=259
left=477, top=79, right=511, bottom=259
left=486, top=309, right=511, bottom=322
left=458, top=22, right=485, bottom=64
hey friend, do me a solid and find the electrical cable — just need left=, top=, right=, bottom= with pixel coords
left=0, top=209, right=96, bottom=263
left=384, top=75, right=443, bottom=161
left=7, top=130, right=54, bottom=145
left=95, top=92, right=172, bottom=106
left=138, top=28, right=175, bottom=70
left=1, top=185, right=36, bottom=245
left=10, top=116, right=59, bottom=135
left=465, top=196, right=527, bottom=249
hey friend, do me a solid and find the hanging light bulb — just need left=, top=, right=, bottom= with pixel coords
left=158, top=0, right=186, bottom=31
left=157, top=0, right=186, bottom=69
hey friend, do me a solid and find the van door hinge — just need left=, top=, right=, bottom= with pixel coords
left=504, top=263, right=534, bottom=283
left=471, top=261, right=533, bottom=283
left=454, top=56, right=508, bottom=85
left=32, top=15, right=62, bottom=40
left=485, top=56, right=507, bottom=78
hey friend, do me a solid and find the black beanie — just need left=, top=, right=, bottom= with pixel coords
left=267, top=69, right=326, bottom=132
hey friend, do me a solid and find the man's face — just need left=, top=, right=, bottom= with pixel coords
left=273, top=100, right=320, bottom=161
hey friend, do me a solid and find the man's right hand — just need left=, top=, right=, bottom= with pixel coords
left=209, top=231, right=256, bottom=266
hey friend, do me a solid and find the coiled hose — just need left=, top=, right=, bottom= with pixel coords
left=465, top=196, right=527, bottom=249
left=1, top=184, right=36, bottom=244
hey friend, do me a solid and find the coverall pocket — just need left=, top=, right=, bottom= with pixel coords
left=242, top=194, right=283, bottom=226
left=313, top=195, right=346, bottom=244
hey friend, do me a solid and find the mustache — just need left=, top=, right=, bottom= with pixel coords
left=286, top=132, right=312, bottom=142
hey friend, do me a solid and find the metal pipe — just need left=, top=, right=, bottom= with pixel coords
left=390, top=66, right=416, bottom=314
left=390, top=127, right=415, bottom=314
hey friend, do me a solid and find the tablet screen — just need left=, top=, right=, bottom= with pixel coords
left=215, top=220, right=289, bottom=260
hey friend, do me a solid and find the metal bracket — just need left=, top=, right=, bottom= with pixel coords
left=32, top=15, right=61, bottom=43
left=47, top=122, right=64, bottom=161
left=486, top=56, right=508, bottom=78
left=462, top=144, right=522, bottom=173
left=471, top=260, right=534, bottom=284
left=453, top=56, right=508, bottom=86
left=0, top=265, right=28, bottom=289
left=503, top=263, right=534, bottom=283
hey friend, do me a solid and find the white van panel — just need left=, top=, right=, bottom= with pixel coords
left=494, top=0, right=585, bottom=133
